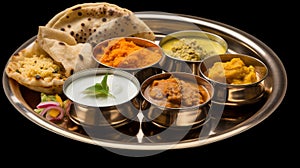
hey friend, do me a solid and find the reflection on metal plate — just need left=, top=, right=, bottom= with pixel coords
left=2, top=11, right=287, bottom=152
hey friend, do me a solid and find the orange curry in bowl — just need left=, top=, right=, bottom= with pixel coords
left=94, top=37, right=162, bottom=69
left=143, top=75, right=210, bottom=108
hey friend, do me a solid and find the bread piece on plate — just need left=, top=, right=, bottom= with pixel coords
left=5, top=48, right=67, bottom=94
left=5, top=2, right=156, bottom=94
left=37, top=26, right=97, bottom=77
left=46, top=2, right=155, bottom=43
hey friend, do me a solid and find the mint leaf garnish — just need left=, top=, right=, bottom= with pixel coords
left=83, top=73, right=114, bottom=97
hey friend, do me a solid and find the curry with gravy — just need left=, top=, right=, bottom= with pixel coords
left=143, top=75, right=209, bottom=108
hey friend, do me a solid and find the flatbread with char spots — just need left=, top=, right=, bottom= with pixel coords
left=36, top=26, right=97, bottom=77
left=45, top=2, right=155, bottom=43
left=5, top=2, right=156, bottom=94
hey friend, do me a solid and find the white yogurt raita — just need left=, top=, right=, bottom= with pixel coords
left=64, top=73, right=139, bottom=107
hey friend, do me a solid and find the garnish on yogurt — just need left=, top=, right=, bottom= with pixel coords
left=83, top=73, right=115, bottom=97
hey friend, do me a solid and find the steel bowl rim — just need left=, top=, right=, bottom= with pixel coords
left=159, top=29, right=229, bottom=63
left=140, top=71, right=214, bottom=110
left=92, top=36, right=164, bottom=71
left=199, top=53, right=269, bottom=87
left=62, top=67, right=141, bottom=107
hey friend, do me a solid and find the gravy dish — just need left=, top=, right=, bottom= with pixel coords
left=140, top=72, right=214, bottom=128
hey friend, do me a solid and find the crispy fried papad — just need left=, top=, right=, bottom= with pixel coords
left=5, top=2, right=156, bottom=94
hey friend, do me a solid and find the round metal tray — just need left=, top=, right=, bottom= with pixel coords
left=2, top=11, right=287, bottom=153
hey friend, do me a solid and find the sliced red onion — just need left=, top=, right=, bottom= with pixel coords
left=36, top=101, right=60, bottom=109
left=40, top=106, right=64, bottom=121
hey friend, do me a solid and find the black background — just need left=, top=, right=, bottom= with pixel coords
left=1, top=0, right=294, bottom=165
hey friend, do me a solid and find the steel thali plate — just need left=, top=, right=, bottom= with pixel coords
left=2, top=11, right=287, bottom=151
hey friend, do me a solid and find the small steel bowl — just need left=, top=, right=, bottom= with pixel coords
left=92, top=36, right=164, bottom=75
left=159, top=30, right=228, bottom=75
left=63, top=68, right=141, bottom=127
left=140, top=72, right=214, bottom=129
left=199, top=53, right=269, bottom=106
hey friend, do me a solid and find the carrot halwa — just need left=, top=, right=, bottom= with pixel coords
left=208, top=57, right=257, bottom=84
left=97, top=38, right=162, bottom=68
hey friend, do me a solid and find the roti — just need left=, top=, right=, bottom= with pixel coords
left=5, top=2, right=156, bottom=94
left=45, top=2, right=155, bottom=43
left=36, top=26, right=98, bottom=77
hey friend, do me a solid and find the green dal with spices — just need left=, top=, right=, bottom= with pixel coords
left=161, top=37, right=227, bottom=61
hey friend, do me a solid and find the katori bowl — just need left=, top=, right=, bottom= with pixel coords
left=159, top=30, right=228, bottom=75
left=140, top=72, right=214, bottom=129
left=62, top=68, right=141, bottom=127
left=92, top=36, right=165, bottom=83
left=199, top=53, right=269, bottom=106
left=92, top=36, right=164, bottom=75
